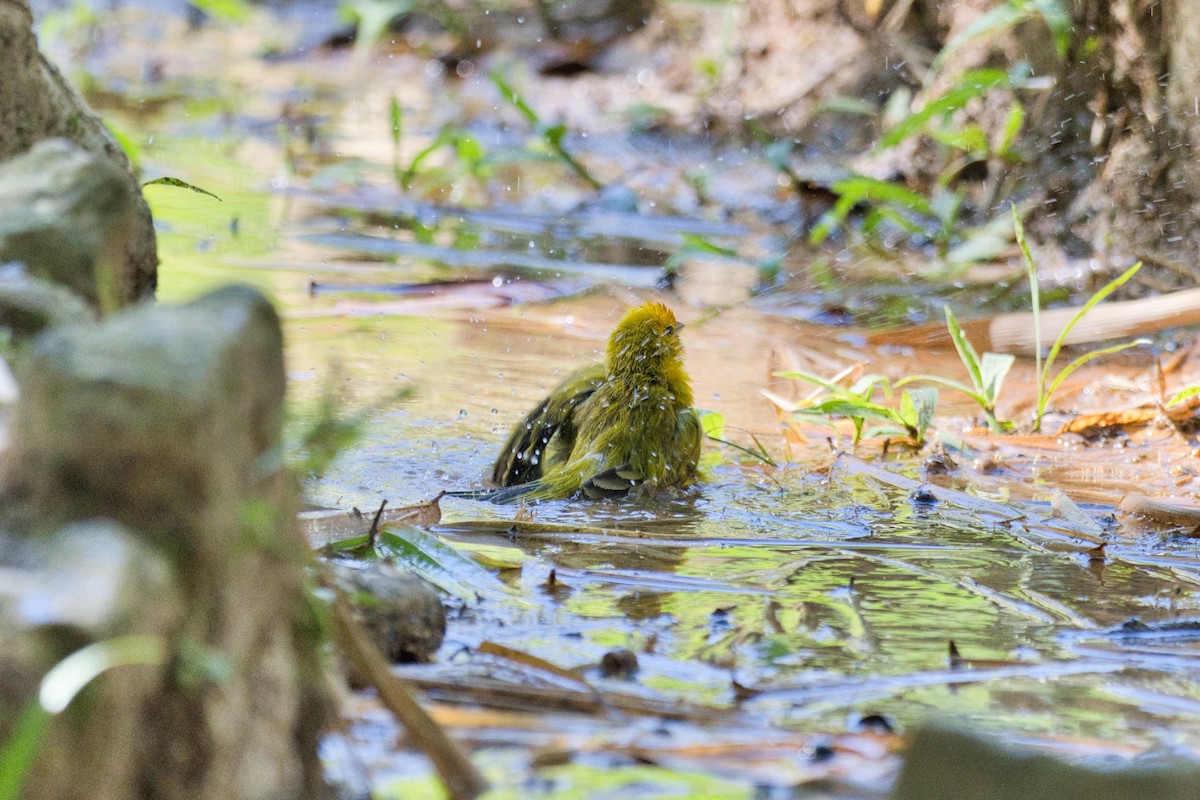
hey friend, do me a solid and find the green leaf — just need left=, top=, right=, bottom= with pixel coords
left=680, top=232, right=737, bottom=258
left=400, top=129, right=455, bottom=185
left=699, top=409, right=725, bottom=438
left=189, top=0, right=252, bottom=23
left=1168, top=385, right=1200, bottom=407
left=453, top=134, right=485, bottom=167
left=801, top=397, right=901, bottom=426
left=929, top=124, right=989, bottom=155
left=1027, top=0, right=1072, bottom=60
left=909, top=387, right=938, bottom=439
left=388, top=95, right=403, bottom=150
left=348, top=0, right=414, bottom=54
left=944, top=227, right=1012, bottom=266
left=320, top=533, right=375, bottom=560
left=898, top=389, right=916, bottom=427
left=934, top=5, right=1025, bottom=70
left=106, top=123, right=140, bottom=171
left=490, top=71, right=540, bottom=125
left=979, top=352, right=1015, bottom=402
left=379, top=525, right=521, bottom=606
left=835, top=175, right=935, bottom=216
left=142, top=177, right=222, bottom=201
left=808, top=194, right=858, bottom=244
left=930, top=187, right=965, bottom=230
left=867, top=205, right=929, bottom=237
left=878, top=69, right=1011, bottom=151
left=996, top=99, right=1025, bottom=156
left=848, top=373, right=891, bottom=398
left=542, top=123, right=567, bottom=148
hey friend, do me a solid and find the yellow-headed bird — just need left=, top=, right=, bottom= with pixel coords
left=484, top=301, right=702, bottom=502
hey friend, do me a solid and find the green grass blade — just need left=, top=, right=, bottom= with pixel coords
left=1043, top=261, right=1143, bottom=380
left=189, top=0, right=251, bottom=23
left=389, top=95, right=402, bottom=150
left=878, top=69, right=1010, bottom=150
left=1012, top=205, right=1044, bottom=426
left=896, top=374, right=988, bottom=408
left=490, top=70, right=540, bottom=126
left=1044, top=339, right=1149, bottom=405
left=0, top=701, right=48, bottom=800
left=775, top=370, right=846, bottom=394
left=801, top=397, right=901, bottom=426
left=944, top=306, right=983, bottom=391
left=996, top=98, right=1025, bottom=157
left=748, top=432, right=779, bottom=467
left=400, top=129, right=454, bottom=186
left=933, top=6, right=1025, bottom=70
left=142, top=177, right=222, bottom=201
left=706, top=434, right=777, bottom=466
left=848, top=374, right=892, bottom=397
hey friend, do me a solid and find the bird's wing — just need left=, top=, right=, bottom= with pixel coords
left=678, top=406, right=704, bottom=472
left=580, top=464, right=643, bottom=500
left=490, top=364, right=604, bottom=487
left=578, top=405, right=704, bottom=500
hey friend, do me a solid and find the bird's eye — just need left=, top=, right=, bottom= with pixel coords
left=664, top=325, right=674, bottom=336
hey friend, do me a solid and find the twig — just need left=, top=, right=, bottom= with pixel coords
left=1119, top=495, right=1200, bottom=528
left=330, top=594, right=487, bottom=800
left=367, top=499, right=387, bottom=547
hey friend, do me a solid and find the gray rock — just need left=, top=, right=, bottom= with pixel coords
left=0, top=519, right=181, bottom=800
left=0, top=2, right=157, bottom=302
left=0, top=140, right=137, bottom=310
left=332, top=560, right=446, bottom=664
left=1, top=285, right=328, bottom=800
left=7, top=284, right=285, bottom=551
left=0, top=268, right=94, bottom=343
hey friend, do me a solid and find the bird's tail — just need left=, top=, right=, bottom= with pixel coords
left=443, top=482, right=541, bottom=504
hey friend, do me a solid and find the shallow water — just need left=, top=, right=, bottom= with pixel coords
left=39, top=3, right=1200, bottom=795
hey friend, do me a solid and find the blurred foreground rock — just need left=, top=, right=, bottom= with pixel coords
left=0, top=140, right=139, bottom=310
left=892, top=725, right=1200, bottom=800
left=0, top=268, right=94, bottom=344
left=0, top=0, right=157, bottom=303
left=0, top=285, right=329, bottom=800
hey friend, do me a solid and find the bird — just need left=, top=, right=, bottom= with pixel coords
left=476, top=300, right=702, bottom=503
